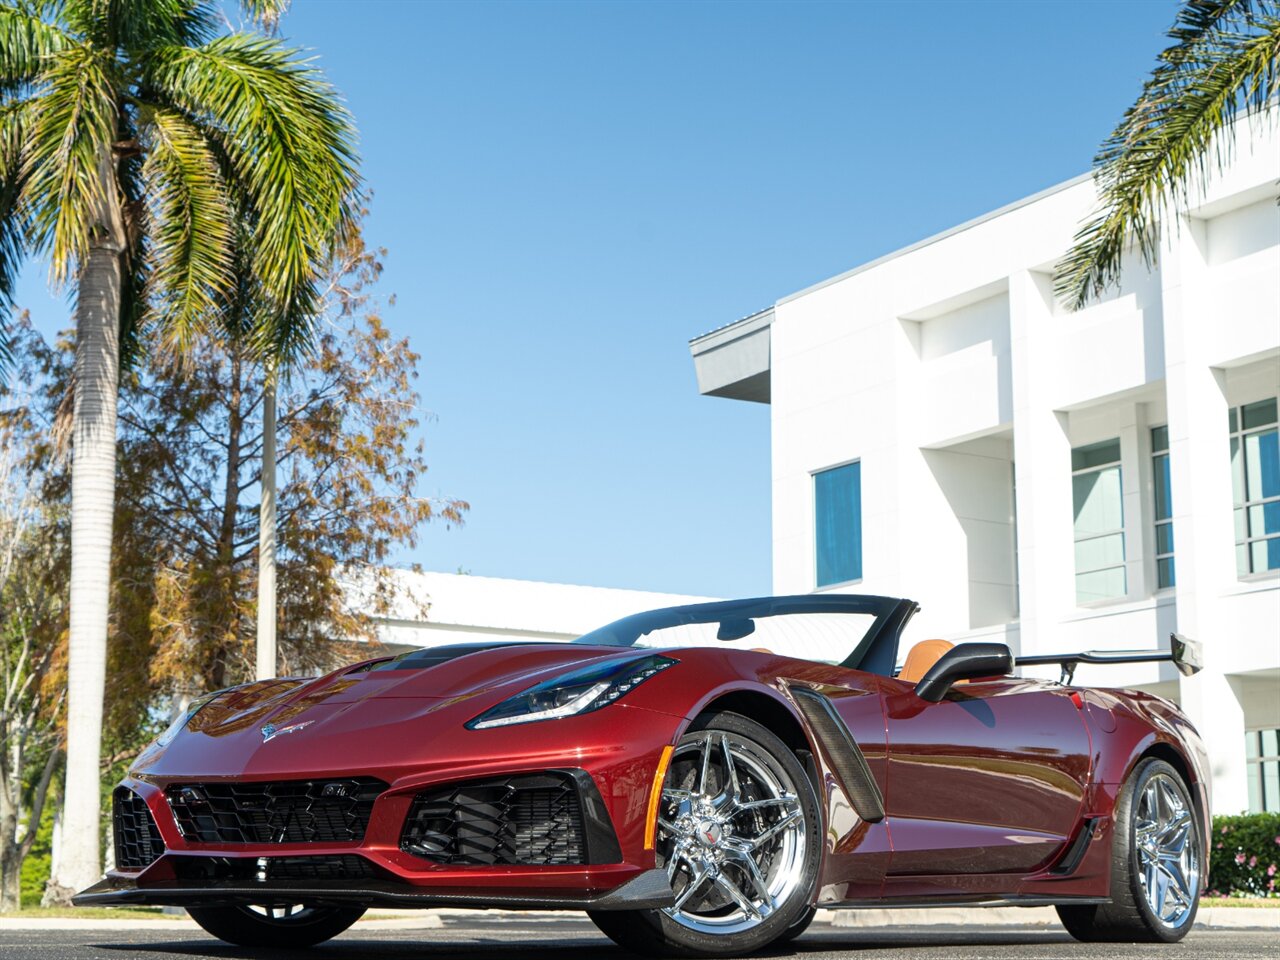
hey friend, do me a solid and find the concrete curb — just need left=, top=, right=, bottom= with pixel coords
left=821, top=905, right=1280, bottom=930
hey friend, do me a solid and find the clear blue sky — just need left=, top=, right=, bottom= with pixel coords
left=16, top=0, right=1179, bottom=598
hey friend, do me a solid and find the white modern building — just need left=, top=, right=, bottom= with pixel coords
left=367, top=569, right=716, bottom=650
left=690, top=117, right=1280, bottom=815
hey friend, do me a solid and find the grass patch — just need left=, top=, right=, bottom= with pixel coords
left=1204, top=897, right=1280, bottom=908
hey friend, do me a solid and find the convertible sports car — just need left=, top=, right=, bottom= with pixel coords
left=76, top=595, right=1209, bottom=956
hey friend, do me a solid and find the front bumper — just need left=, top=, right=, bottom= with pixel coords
left=73, top=866, right=675, bottom=911
left=79, top=703, right=688, bottom=913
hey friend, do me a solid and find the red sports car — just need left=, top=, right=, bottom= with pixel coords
left=76, top=595, right=1209, bottom=956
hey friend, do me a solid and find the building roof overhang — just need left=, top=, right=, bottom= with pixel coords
left=688, top=306, right=772, bottom=404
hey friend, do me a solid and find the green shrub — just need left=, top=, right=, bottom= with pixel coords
left=1207, top=812, right=1280, bottom=898
left=18, top=803, right=54, bottom=909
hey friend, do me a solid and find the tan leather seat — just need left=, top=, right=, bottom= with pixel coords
left=897, top=639, right=955, bottom=684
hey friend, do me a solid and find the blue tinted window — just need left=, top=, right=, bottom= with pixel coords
left=1153, top=444, right=1175, bottom=589
left=1154, top=452, right=1173, bottom=521
left=815, top=462, right=862, bottom=587
left=1072, top=439, right=1122, bottom=472
left=1257, top=430, right=1279, bottom=501
left=1232, top=403, right=1280, bottom=576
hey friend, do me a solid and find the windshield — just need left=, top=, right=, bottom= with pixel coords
left=573, top=594, right=910, bottom=672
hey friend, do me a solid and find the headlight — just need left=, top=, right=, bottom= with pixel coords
left=154, top=691, right=222, bottom=747
left=466, top=654, right=677, bottom=730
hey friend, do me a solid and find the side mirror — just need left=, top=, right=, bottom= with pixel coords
left=914, top=642, right=1014, bottom=702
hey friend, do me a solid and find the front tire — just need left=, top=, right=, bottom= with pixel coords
left=590, top=711, right=821, bottom=957
left=1057, top=757, right=1201, bottom=943
left=186, top=903, right=365, bottom=947
left=775, top=904, right=817, bottom=944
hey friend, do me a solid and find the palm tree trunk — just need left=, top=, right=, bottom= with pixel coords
left=46, top=240, right=122, bottom=902
left=47, top=151, right=127, bottom=904
left=255, top=372, right=277, bottom=681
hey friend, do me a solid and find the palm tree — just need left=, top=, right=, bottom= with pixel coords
left=1055, top=0, right=1280, bottom=309
left=255, top=364, right=278, bottom=680
left=0, top=0, right=357, bottom=898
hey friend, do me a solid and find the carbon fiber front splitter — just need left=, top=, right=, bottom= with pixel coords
left=73, top=867, right=676, bottom=912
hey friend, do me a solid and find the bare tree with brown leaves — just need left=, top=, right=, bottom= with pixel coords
left=0, top=392, right=67, bottom=913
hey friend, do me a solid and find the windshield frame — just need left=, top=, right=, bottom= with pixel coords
left=572, top=593, right=918, bottom=675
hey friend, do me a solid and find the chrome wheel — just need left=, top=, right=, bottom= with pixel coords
left=1134, top=772, right=1199, bottom=929
left=656, top=731, right=808, bottom=936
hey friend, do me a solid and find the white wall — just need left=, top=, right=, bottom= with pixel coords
left=359, top=570, right=718, bottom=651
left=745, top=116, right=1280, bottom=813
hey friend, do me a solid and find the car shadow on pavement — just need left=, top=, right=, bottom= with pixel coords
left=92, top=929, right=1083, bottom=960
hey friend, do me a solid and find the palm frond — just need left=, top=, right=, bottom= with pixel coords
left=144, top=32, right=358, bottom=362
left=117, top=236, right=151, bottom=371
left=0, top=99, right=31, bottom=315
left=138, top=103, right=237, bottom=354
left=59, top=0, right=216, bottom=52
left=1055, top=1, right=1280, bottom=309
left=0, top=4, right=70, bottom=87
left=239, top=0, right=289, bottom=32
left=20, top=41, right=117, bottom=282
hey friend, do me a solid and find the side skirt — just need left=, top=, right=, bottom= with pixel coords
left=822, top=895, right=1110, bottom=910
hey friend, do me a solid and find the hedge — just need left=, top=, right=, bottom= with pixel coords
left=1207, top=812, right=1280, bottom=898
left=18, top=803, right=54, bottom=909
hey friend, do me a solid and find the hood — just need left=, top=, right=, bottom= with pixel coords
left=131, top=642, right=653, bottom=783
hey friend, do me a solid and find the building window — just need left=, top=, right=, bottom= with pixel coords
left=1230, top=398, right=1280, bottom=576
left=815, top=461, right=862, bottom=587
left=1152, top=426, right=1175, bottom=589
left=1246, top=728, right=1280, bottom=813
left=1072, top=439, right=1126, bottom=603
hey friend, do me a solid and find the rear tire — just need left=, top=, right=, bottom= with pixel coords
left=589, top=711, right=821, bottom=957
left=1056, top=757, right=1201, bottom=943
left=186, top=903, right=365, bottom=947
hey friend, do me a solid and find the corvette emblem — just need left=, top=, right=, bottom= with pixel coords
left=260, top=720, right=313, bottom=743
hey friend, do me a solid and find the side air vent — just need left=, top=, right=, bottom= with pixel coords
left=790, top=686, right=886, bottom=823
left=401, top=773, right=589, bottom=865
left=113, top=787, right=166, bottom=870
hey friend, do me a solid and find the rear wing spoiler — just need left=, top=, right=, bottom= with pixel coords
left=1018, top=633, right=1202, bottom=685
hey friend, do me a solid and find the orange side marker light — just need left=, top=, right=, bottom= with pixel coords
left=644, top=744, right=675, bottom=850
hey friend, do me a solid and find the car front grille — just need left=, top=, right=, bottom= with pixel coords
left=113, top=787, right=166, bottom=870
left=165, top=778, right=387, bottom=844
left=401, top=773, right=587, bottom=865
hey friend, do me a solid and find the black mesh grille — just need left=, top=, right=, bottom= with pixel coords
left=267, top=854, right=379, bottom=880
left=113, top=787, right=165, bottom=870
left=165, top=778, right=387, bottom=844
left=170, top=854, right=380, bottom=882
left=401, top=773, right=586, bottom=865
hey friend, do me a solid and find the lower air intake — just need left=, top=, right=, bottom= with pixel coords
left=165, top=778, right=387, bottom=844
left=113, top=787, right=166, bottom=870
left=401, top=773, right=586, bottom=865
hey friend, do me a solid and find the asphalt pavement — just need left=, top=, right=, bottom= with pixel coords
left=0, top=914, right=1275, bottom=960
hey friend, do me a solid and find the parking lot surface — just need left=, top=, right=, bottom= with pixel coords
left=0, top=913, right=1275, bottom=960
